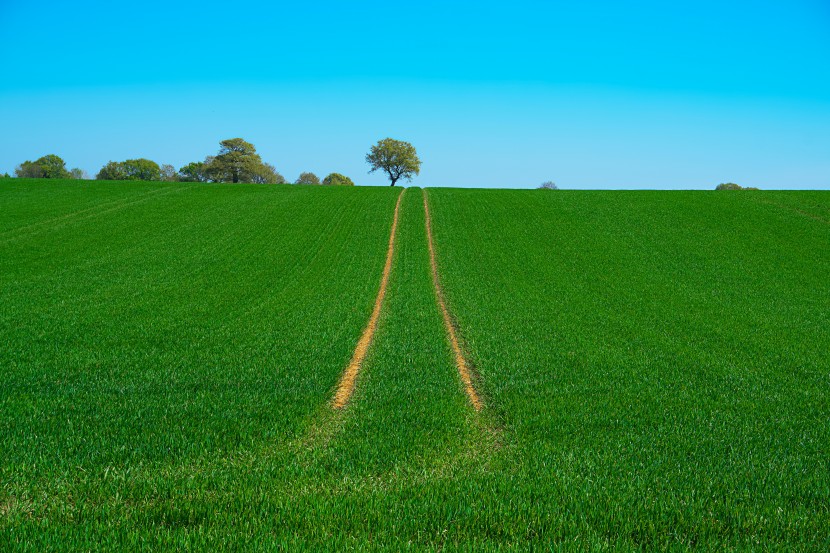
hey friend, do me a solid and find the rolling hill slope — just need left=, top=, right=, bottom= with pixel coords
left=1, top=180, right=827, bottom=549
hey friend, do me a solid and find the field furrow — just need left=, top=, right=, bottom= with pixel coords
left=332, top=188, right=405, bottom=409
left=423, top=189, right=483, bottom=411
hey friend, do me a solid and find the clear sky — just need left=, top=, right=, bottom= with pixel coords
left=1, top=0, right=829, bottom=188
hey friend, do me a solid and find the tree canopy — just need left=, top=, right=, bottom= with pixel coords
left=251, top=163, right=285, bottom=184
left=69, top=168, right=88, bottom=180
left=96, top=159, right=161, bottom=181
left=160, top=164, right=177, bottom=182
left=209, top=138, right=263, bottom=183
left=366, top=138, right=421, bottom=186
left=295, top=172, right=320, bottom=185
left=178, top=160, right=211, bottom=182
left=177, top=139, right=282, bottom=184
left=322, top=173, right=355, bottom=186
left=15, top=154, right=72, bottom=179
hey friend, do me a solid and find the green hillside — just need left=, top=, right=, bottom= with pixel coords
left=427, top=188, right=830, bottom=548
left=1, top=180, right=828, bottom=549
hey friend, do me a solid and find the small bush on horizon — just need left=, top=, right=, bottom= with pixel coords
left=538, top=181, right=558, bottom=190
left=715, top=182, right=758, bottom=191
left=160, top=164, right=178, bottom=182
left=70, top=168, right=88, bottom=180
left=323, top=173, right=355, bottom=186
left=295, top=172, right=321, bottom=185
left=252, top=163, right=286, bottom=184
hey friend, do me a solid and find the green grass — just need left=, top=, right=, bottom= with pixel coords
left=1, top=180, right=828, bottom=550
left=427, top=188, right=830, bottom=549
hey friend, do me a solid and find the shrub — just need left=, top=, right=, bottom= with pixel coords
left=251, top=163, right=286, bottom=184
left=15, top=154, right=72, bottom=179
left=322, top=173, right=355, bottom=186
left=160, top=164, right=178, bottom=182
left=715, top=182, right=743, bottom=190
left=538, top=181, right=558, bottom=190
left=96, top=159, right=161, bottom=181
left=295, top=172, right=321, bottom=185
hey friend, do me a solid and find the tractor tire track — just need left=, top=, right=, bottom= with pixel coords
left=422, top=189, right=483, bottom=411
left=331, top=188, right=406, bottom=409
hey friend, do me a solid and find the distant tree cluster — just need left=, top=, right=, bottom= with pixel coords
left=715, top=182, right=759, bottom=190
left=14, top=155, right=84, bottom=180
left=9, top=137, right=423, bottom=187
left=538, top=181, right=558, bottom=190
left=163, top=138, right=286, bottom=184
left=97, top=159, right=164, bottom=181
left=292, top=172, right=354, bottom=186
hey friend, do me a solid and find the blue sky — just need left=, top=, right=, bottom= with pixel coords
left=1, top=0, right=829, bottom=188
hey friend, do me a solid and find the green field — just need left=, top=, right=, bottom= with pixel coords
left=1, top=179, right=828, bottom=550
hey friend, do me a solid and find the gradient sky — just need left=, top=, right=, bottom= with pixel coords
left=1, top=0, right=829, bottom=188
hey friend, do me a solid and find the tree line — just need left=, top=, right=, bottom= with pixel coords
left=6, top=137, right=423, bottom=187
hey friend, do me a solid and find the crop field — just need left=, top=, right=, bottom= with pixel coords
left=1, top=180, right=829, bottom=550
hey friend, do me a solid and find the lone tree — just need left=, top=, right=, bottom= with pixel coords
left=366, top=138, right=421, bottom=186
left=538, top=181, right=558, bottom=190
left=295, top=172, right=320, bottom=185
left=15, top=154, right=72, bottom=179
left=210, top=138, right=263, bottom=183
left=323, top=173, right=354, bottom=186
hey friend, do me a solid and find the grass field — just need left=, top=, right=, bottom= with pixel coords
left=1, top=179, right=828, bottom=550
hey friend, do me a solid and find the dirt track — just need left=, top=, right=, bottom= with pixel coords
left=332, top=189, right=406, bottom=409
left=422, top=189, right=483, bottom=411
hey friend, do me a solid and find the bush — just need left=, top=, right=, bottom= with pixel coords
left=716, top=182, right=743, bottom=190
left=295, top=172, right=320, bottom=185
left=322, top=173, right=355, bottom=186
left=96, top=159, right=161, bottom=181
left=96, top=161, right=128, bottom=180
left=251, top=163, right=286, bottom=184
left=160, top=164, right=178, bottom=182
left=15, top=155, right=72, bottom=179
left=538, top=181, right=558, bottom=190
left=178, top=161, right=210, bottom=182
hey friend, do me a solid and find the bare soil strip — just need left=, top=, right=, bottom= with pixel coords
left=422, top=190, right=483, bottom=411
left=331, top=189, right=406, bottom=409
